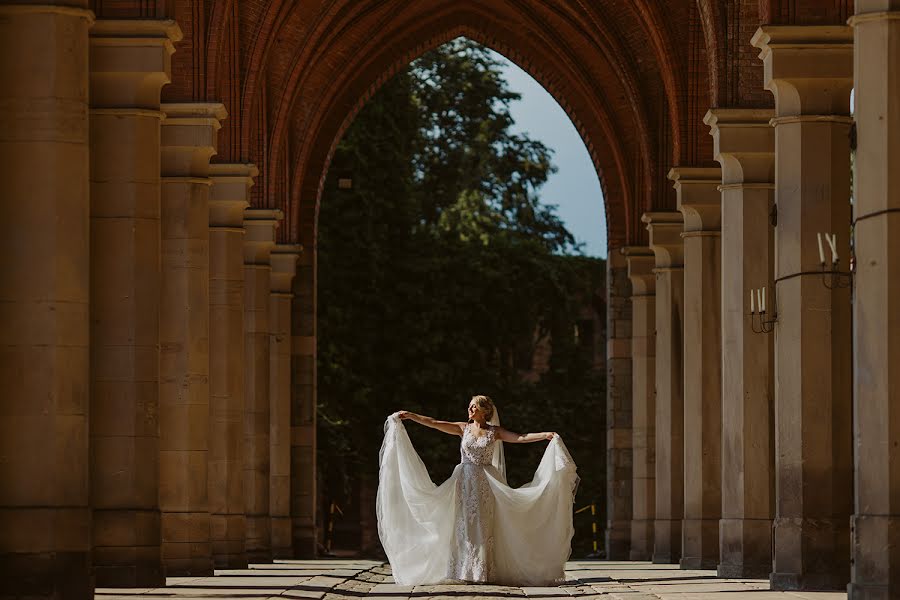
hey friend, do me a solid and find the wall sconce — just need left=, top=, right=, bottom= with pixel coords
left=817, top=232, right=852, bottom=289
left=749, top=286, right=776, bottom=334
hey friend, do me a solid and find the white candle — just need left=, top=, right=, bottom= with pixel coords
left=757, top=289, right=763, bottom=314
left=750, top=290, right=755, bottom=314
left=826, top=233, right=838, bottom=264
left=762, top=287, right=767, bottom=314
left=817, top=232, right=826, bottom=264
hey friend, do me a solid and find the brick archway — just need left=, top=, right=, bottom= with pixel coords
left=226, top=0, right=708, bottom=253
left=281, top=20, right=637, bottom=251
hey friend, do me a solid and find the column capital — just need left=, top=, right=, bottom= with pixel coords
left=751, top=25, right=853, bottom=116
left=160, top=103, right=226, bottom=177
left=669, top=167, right=722, bottom=232
left=210, top=163, right=258, bottom=227
left=90, top=19, right=182, bottom=108
left=623, top=247, right=656, bottom=295
left=704, top=109, right=775, bottom=185
left=642, top=212, right=684, bottom=268
left=243, top=208, right=284, bottom=265
left=849, top=4, right=900, bottom=23
left=270, top=245, right=303, bottom=294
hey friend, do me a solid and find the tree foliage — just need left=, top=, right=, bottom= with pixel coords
left=317, top=38, right=607, bottom=556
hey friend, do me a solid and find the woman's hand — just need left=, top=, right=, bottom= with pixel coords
left=545, top=432, right=557, bottom=441
left=397, top=411, right=414, bottom=420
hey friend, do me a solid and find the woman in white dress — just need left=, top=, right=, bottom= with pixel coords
left=376, top=395, right=579, bottom=586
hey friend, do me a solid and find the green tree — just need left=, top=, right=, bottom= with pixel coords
left=317, top=38, right=606, bottom=556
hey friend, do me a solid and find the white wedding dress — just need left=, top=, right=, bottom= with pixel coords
left=376, top=411, right=579, bottom=586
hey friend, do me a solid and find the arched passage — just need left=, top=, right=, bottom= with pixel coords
left=18, top=0, right=900, bottom=596
left=231, top=0, right=706, bottom=251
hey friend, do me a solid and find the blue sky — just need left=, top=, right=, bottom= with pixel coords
left=493, top=51, right=608, bottom=258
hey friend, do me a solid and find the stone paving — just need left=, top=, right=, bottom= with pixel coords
left=95, top=560, right=847, bottom=600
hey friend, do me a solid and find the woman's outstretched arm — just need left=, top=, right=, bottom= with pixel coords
left=497, top=427, right=556, bottom=443
left=397, top=411, right=466, bottom=436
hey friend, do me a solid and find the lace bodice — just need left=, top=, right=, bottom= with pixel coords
left=460, top=423, right=497, bottom=466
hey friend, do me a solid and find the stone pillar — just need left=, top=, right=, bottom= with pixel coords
left=88, top=20, right=180, bottom=587
left=752, top=26, right=854, bottom=590
left=0, top=5, right=94, bottom=598
left=291, top=248, right=318, bottom=557
left=849, top=6, right=900, bottom=599
left=208, top=164, right=256, bottom=569
left=270, top=245, right=301, bottom=559
left=643, top=212, right=685, bottom=565
left=243, top=208, right=282, bottom=563
left=669, top=167, right=723, bottom=570
left=605, top=249, right=633, bottom=559
left=625, top=247, right=657, bottom=561
left=705, top=109, right=776, bottom=579
left=159, top=103, right=225, bottom=576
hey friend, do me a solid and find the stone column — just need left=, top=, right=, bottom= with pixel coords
left=270, top=245, right=301, bottom=559
left=669, top=167, right=722, bottom=570
left=292, top=248, right=318, bottom=557
left=705, top=109, right=776, bottom=579
left=849, top=6, right=900, bottom=599
left=605, top=249, right=633, bottom=559
left=0, top=5, right=94, bottom=598
left=88, top=20, right=180, bottom=587
left=243, top=208, right=282, bottom=563
left=752, top=26, right=854, bottom=590
left=159, top=103, right=225, bottom=576
left=643, top=212, right=685, bottom=565
left=208, top=163, right=256, bottom=569
left=625, top=247, right=657, bottom=561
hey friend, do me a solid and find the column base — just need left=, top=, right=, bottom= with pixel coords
left=850, top=514, right=900, bottom=600
left=163, top=563, right=214, bottom=577
left=161, top=511, right=213, bottom=576
left=211, top=514, right=247, bottom=569
left=680, top=557, right=718, bottom=570
left=718, top=517, right=772, bottom=580
left=246, top=515, right=272, bottom=564
left=271, top=516, right=293, bottom=559
left=94, top=564, right=165, bottom=589
left=771, top=571, right=849, bottom=592
left=772, top=516, right=850, bottom=591
left=93, top=508, right=163, bottom=588
left=848, top=582, right=892, bottom=600
left=681, top=517, right=719, bottom=570
left=293, top=527, right=318, bottom=559
left=0, top=550, right=93, bottom=600
left=213, top=554, right=248, bottom=570
left=246, top=550, right=273, bottom=564
left=652, top=519, right=682, bottom=564
left=629, top=519, right=654, bottom=561
left=605, top=519, right=632, bottom=560
left=717, top=563, right=771, bottom=579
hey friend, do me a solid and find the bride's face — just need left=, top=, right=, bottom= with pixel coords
left=467, top=400, right=480, bottom=421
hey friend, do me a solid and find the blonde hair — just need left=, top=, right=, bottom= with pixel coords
left=470, top=394, right=495, bottom=422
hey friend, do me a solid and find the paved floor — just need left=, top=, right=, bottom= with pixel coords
left=95, top=560, right=848, bottom=600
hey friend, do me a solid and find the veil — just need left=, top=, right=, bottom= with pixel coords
left=488, top=408, right=507, bottom=485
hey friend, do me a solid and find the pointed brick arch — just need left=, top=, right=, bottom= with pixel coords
left=281, top=17, right=638, bottom=250
left=241, top=0, right=697, bottom=252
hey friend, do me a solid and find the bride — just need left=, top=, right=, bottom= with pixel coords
left=376, top=394, right=579, bottom=586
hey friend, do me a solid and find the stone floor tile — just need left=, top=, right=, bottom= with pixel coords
left=88, top=558, right=860, bottom=600
left=370, top=583, right=415, bottom=593
left=522, top=586, right=570, bottom=596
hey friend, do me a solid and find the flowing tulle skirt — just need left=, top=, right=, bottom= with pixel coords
left=376, top=414, right=579, bottom=586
